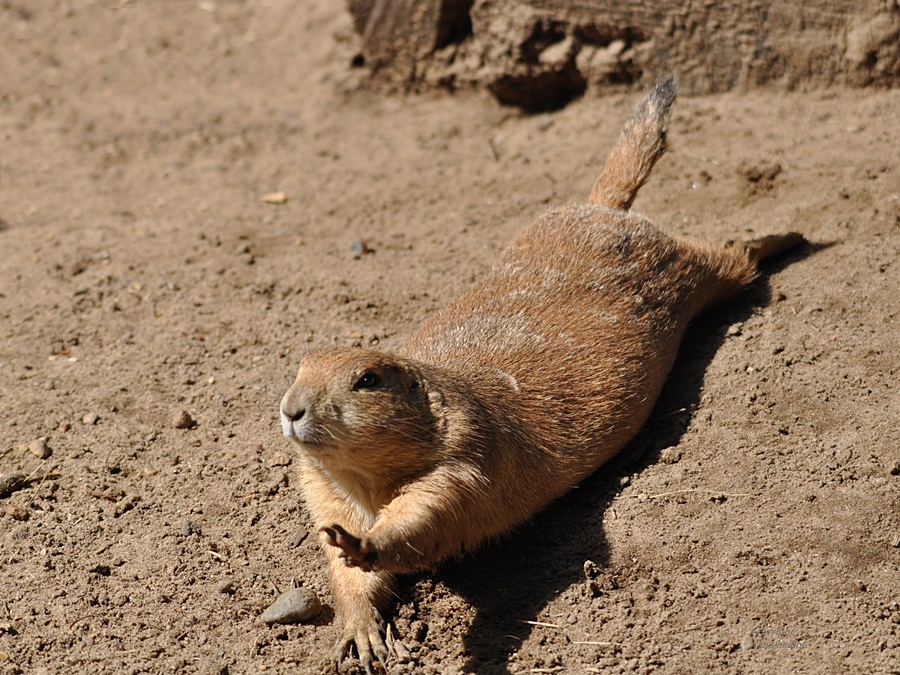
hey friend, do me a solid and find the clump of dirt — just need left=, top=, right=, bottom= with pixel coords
left=739, top=162, right=783, bottom=199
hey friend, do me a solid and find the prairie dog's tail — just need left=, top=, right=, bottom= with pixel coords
left=589, top=75, right=677, bottom=210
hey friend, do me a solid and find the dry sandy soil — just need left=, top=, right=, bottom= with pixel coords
left=1, top=2, right=899, bottom=674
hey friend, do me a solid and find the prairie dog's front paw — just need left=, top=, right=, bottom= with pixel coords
left=322, top=524, right=380, bottom=571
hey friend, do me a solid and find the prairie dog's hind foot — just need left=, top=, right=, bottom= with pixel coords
left=732, top=231, right=807, bottom=264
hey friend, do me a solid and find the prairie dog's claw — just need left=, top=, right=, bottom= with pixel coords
left=322, top=524, right=380, bottom=571
left=335, top=622, right=388, bottom=674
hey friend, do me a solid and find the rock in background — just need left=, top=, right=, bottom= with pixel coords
left=348, top=0, right=900, bottom=111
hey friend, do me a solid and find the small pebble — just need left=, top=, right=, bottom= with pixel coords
left=82, top=412, right=100, bottom=425
left=216, top=579, right=237, bottom=595
left=261, top=192, right=288, bottom=204
left=0, top=473, right=28, bottom=498
left=659, top=446, right=682, bottom=464
left=180, top=519, right=202, bottom=537
left=199, top=659, right=229, bottom=675
left=259, top=587, right=322, bottom=625
left=5, top=504, right=29, bottom=521
left=267, top=451, right=292, bottom=468
left=28, top=438, right=52, bottom=460
left=88, top=564, right=111, bottom=576
left=351, top=240, right=372, bottom=258
left=172, top=410, right=196, bottom=429
left=287, top=527, right=309, bottom=548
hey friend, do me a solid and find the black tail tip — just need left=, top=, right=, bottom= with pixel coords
left=650, top=74, right=677, bottom=109
left=632, top=74, right=677, bottom=128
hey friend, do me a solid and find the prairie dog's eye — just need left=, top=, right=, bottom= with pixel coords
left=354, top=372, right=380, bottom=390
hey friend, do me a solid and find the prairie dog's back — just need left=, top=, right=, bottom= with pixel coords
left=402, top=208, right=744, bottom=482
left=402, top=74, right=800, bottom=485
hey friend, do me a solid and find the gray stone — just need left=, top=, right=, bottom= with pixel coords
left=259, top=588, right=322, bottom=625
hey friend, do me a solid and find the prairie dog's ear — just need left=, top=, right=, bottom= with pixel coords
left=399, top=362, right=424, bottom=393
left=426, top=387, right=447, bottom=415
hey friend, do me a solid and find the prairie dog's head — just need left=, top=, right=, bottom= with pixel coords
left=280, top=347, right=441, bottom=480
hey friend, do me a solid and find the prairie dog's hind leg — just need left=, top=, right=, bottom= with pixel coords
left=735, top=232, right=807, bottom=264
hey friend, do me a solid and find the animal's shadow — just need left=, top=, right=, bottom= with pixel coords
left=406, top=249, right=810, bottom=674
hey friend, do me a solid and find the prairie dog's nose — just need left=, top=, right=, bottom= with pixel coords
left=281, top=387, right=312, bottom=422
left=282, top=405, right=305, bottom=422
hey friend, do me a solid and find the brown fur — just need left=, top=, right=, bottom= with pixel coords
left=280, top=74, right=804, bottom=672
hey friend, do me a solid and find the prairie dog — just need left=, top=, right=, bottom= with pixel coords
left=280, top=75, right=803, bottom=672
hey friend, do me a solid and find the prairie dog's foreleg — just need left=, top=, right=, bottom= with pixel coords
left=325, top=464, right=491, bottom=575
left=302, top=470, right=394, bottom=672
left=322, top=540, right=394, bottom=672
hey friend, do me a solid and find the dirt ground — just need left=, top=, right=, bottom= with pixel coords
left=1, top=2, right=899, bottom=674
